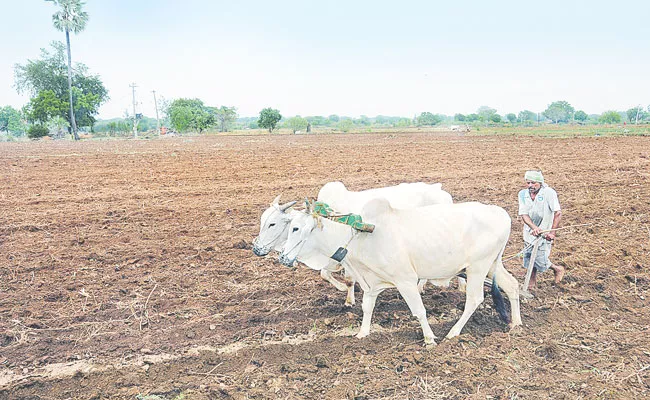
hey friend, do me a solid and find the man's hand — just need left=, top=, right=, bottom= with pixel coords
left=531, top=226, right=542, bottom=236
left=545, top=231, right=556, bottom=241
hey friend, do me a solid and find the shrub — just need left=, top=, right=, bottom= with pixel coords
left=27, top=124, right=50, bottom=139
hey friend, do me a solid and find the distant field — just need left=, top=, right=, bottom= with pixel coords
left=223, top=123, right=650, bottom=137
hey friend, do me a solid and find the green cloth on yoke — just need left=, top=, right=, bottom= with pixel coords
left=313, top=202, right=375, bottom=232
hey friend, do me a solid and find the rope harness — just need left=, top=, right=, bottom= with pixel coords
left=503, top=222, right=594, bottom=262
left=309, top=201, right=375, bottom=262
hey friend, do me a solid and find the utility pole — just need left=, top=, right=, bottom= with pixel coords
left=152, top=90, right=160, bottom=136
left=130, top=83, right=138, bottom=138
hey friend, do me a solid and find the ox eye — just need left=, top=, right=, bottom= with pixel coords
left=292, top=227, right=299, bottom=232
left=269, top=223, right=275, bottom=227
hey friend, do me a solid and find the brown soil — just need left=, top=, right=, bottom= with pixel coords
left=1, top=132, right=649, bottom=399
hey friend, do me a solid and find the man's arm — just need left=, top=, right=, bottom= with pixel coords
left=521, top=214, right=542, bottom=236
left=545, top=210, right=562, bottom=240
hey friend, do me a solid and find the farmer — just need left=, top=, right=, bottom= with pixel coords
left=518, top=170, right=564, bottom=288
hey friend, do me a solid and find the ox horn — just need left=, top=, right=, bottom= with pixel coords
left=304, top=198, right=316, bottom=214
left=279, top=200, right=297, bottom=212
left=271, top=194, right=282, bottom=207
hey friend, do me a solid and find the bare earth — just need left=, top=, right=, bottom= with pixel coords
left=0, top=132, right=649, bottom=399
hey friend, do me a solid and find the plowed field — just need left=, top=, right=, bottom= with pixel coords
left=1, top=133, right=649, bottom=399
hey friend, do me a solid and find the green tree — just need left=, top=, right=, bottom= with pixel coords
left=598, top=111, right=621, bottom=124
left=14, top=42, right=108, bottom=135
left=517, top=110, right=536, bottom=124
left=27, top=124, right=50, bottom=139
left=454, top=113, right=466, bottom=122
left=45, top=0, right=89, bottom=140
left=505, top=113, right=517, bottom=123
left=258, top=108, right=282, bottom=133
left=327, top=114, right=340, bottom=124
left=543, top=101, right=574, bottom=123
left=107, top=121, right=117, bottom=135
left=48, top=115, right=70, bottom=138
left=573, top=110, right=587, bottom=123
left=626, top=106, right=647, bottom=124
left=213, top=106, right=238, bottom=132
left=374, top=115, right=388, bottom=125
left=394, top=117, right=411, bottom=127
left=477, top=106, right=497, bottom=123
left=167, top=98, right=215, bottom=133
left=490, top=114, right=502, bottom=123
left=24, top=90, right=67, bottom=124
left=286, top=116, right=308, bottom=134
left=466, top=113, right=480, bottom=122
left=338, top=118, right=353, bottom=133
left=0, top=106, right=25, bottom=135
left=306, top=116, right=327, bottom=126
left=355, top=115, right=370, bottom=126
left=417, top=112, right=442, bottom=126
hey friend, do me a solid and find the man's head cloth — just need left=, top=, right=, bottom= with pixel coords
left=524, top=170, right=544, bottom=183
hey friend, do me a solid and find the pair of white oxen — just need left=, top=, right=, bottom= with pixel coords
left=252, top=181, right=522, bottom=345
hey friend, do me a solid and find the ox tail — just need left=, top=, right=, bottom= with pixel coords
left=489, top=250, right=510, bottom=325
left=490, top=276, right=509, bottom=324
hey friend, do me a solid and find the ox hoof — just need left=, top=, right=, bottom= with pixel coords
left=508, top=322, right=523, bottom=332
left=344, top=302, right=354, bottom=308
left=355, top=331, right=369, bottom=339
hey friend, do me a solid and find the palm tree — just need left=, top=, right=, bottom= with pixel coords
left=46, top=0, right=88, bottom=140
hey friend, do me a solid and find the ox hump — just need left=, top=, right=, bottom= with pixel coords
left=360, top=197, right=393, bottom=221
left=317, top=181, right=347, bottom=201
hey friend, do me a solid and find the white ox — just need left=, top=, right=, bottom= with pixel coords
left=317, top=181, right=452, bottom=212
left=279, top=199, right=522, bottom=344
left=252, top=182, right=453, bottom=305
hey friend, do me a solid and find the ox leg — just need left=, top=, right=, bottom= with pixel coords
left=446, top=272, right=485, bottom=339
left=356, top=289, right=381, bottom=339
left=320, top=268, right=348, bottom=292
left=344, top=269, right=355, bottom=306
left=417, top=279, right=427, bottom=294
left=456, top=276, right=467, bottom=292
left=493, top=263, right=522, bottom=328
left=396, top=283, right=437, bottom=345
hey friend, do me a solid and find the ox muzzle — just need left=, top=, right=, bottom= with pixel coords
left=278, top=253, right=296, bottom=268
left=252, top=245, right=271, bottom=257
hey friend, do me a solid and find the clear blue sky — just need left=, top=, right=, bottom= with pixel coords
left=2, top=0, right=649, bottom=119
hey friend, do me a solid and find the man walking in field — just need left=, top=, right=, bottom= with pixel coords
left=518, top=170, right=565, bottom=288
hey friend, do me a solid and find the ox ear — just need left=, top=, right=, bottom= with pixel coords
left=279, top=200, right=297, bottom=212
left=271, top=194, right=282, bottom=207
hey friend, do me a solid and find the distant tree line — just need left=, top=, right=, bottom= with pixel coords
left=93, top=116, right=161, bottom=136
left=4, top=97, right=650, bottom=140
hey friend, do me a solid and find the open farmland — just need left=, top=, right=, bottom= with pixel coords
left=1, top=132, right=649, bottom=399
